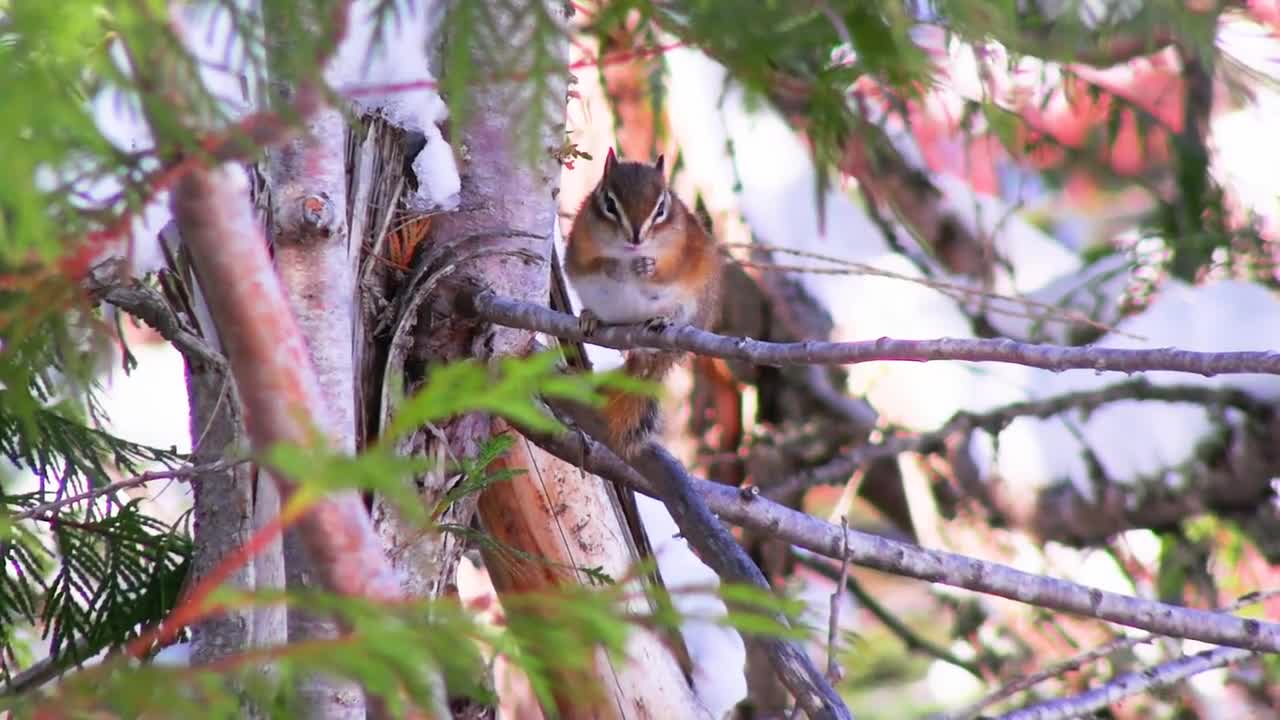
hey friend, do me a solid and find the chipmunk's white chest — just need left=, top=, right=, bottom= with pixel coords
left=573, top=272, right=690, bottom=325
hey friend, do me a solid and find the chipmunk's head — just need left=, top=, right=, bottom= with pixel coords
left=586, top=148, right=681, bottom=251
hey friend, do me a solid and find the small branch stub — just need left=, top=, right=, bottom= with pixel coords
left=300, top=193, right=334, bottom=234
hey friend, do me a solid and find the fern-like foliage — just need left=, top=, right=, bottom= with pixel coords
left=0, top=402, right=184, bottom=497
left=0, top=496, right=190, bottom=683
left=0, top=571, right=804, bottom=718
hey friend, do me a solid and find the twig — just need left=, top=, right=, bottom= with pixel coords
left=523, top=413, right=1280, bottom=653
left=461, top=290, right=1280, bottom=376
left=794, top=549, right=981, bottom=678
left=826, top=517, right=850, bottom=683
left=84, top=258, right=227, bottom=372
left=14, top=460, right=243, bottom=521
left=722, top=242, right=1135, bottom=340
left=997, top=646, right=1252, bottom=720
left=950, top=588, right=1280, bottom=720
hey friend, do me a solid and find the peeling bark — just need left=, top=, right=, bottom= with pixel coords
left=481, top=423, right=711, bottom=720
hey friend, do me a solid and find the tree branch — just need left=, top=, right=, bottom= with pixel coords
left=14, top=460, right=242, bottom=521
left=998, top=646, right=1252, bottom=720
left=632, top=445, right=852, bottom=720
left=461, top=290, right=1280, bottom=375
left=523, top=417, right=1280, bottom=654
left=541, top=391, right=849, bottom=718
left=83, top=258, right=226, bottom=372
left=770, top=378, right=1273, bottom=499
left=951, top=588, right=1280, bottom=720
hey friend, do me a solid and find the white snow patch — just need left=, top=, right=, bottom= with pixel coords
left=1211, top=89, right=1280, bottom=236
left=93, top=340, right=195, bottom=525
left=328, top=0, right=460, bottom=212
left=77, top=0, right=462, bottom=276
left=151, top=639, right=193, bottom=667
left=966, top=280, right=1280, bottom=497
left=636, top=494, right=748, bottom=719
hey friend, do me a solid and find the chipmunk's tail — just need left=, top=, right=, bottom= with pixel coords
left=603, top=351, right=680, bottom=458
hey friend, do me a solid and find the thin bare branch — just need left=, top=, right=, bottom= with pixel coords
left=998, top=646, right=1252, bottom=720
left=951, top=588, right=1280, bottom=720
left=722, top=242, right=1134, bottom=340
left=14, top=460, right=243, bottom=521
left=825, top=517, right=849, bottom=684
left=461, top=290, right=1280, bottom=376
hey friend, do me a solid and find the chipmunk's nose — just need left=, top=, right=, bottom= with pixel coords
left=629, top=229, right=643, bottom=245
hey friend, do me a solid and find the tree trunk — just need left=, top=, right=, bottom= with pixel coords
left=173, top=220, right=288, bottom=710
left=269, top=104, right=366, bottom=719
left=380, top=2, right=703, bottom=716
left=183, top=299, right=258, bottom=666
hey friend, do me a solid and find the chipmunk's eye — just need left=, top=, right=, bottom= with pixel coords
left=603, top=193, right=620, bottom=219
left=654, top=196, right=667, bottom=222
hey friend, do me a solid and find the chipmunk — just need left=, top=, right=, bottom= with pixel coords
left=565, top=148, right=722, bottom=458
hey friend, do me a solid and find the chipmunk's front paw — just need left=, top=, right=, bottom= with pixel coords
left=578, top=308, right=601, bottom=337
left=631, top=256, right=657, bottom=278
left=642, top=315, right=672, bottom=332
left=600, top=258, right=625, bottom=281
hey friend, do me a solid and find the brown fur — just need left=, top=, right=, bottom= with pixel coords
left=566, top=149, right=722, bottom=457
left=604, top=350, right=680, bottom=457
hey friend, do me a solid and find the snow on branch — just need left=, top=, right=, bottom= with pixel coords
left=462, top=290, right=1280, bottom=376
left=524, top=409, right=1280, bottom=654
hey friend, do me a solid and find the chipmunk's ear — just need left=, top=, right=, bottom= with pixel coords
left=653, top=154, right=665, bottom=174
left=604, top=147, right=617, bottom=174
